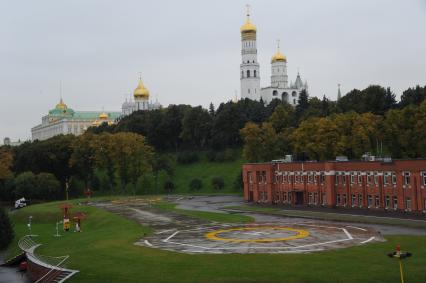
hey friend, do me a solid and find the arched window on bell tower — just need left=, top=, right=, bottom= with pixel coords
left=254, top=70, right=257, bottom=77
left=247, top=70, right=250, bottom=78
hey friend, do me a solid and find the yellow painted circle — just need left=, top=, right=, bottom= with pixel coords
left=205, top=226, right=310, bottom=243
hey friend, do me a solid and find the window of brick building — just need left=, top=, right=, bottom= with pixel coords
left=314, top=193, right=318, bottom=204
left=392, top=172, right=397, bottom=184
left=406, top=198, right=412, bottom=211
left=358, top=194, right=363, bottom=208
left=422, top=172, right=426, bottom=186
left=288, top=192, right=292, bottom=202
left=320, top=172, right=325, bottom=183
left=385, top=196, right=390, bottom=208
left=375, top=196, right=380, bottom=208
left=350, top=172, right=355, bottom=184
left=322, top=193, right=326, bottom=205
left=248, top=172, right=253, bottom=183
left=374, top=172, right=379, bottom=184
left=337, top=194, right=341, bottom=205
left=367, top=172, right=373, bottom=184
left=358, top=172, right=362, bottom=184
left=352, top=194, right=356, bottom=207
left=342, top=174, right=347, bottom=185
left=368, top=195, right=373, bottom=207
left=308, top=172, right=313, bottom=183
left=335, top=173, right=339, bottom=185
left=309, top=193, right=313, bottom=204
left=393, top=196, right=398, bottom=210
left=343, top=194, right=347, bottom=206
left=403, top=171, right=411, bottom=185
left=384, top=172, right=389, bottom=185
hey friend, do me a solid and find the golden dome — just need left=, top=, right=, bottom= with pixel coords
left=56, top=98, right=67, bottom=110
left=240, top=19, right=257, bottom=33
left=133, top=77, right=149, bottom=99
left=271, top=41, right=287, bottom=63
left=240, top=6, right=256, bottom=33
left=99, top=112, right=108, bottom=120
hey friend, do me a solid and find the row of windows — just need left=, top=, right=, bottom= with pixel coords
left=241, top=70, right=257, bottom=78
left=250, top=171, right=426, bottom=187
left=336, top=194, right=421, bottom=211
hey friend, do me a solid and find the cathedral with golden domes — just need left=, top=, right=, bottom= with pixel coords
left=240, top=7, right=308, bottom=105
left=121, top=76, right=161, bottom=115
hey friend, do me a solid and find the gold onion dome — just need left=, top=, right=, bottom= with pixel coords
left=240, top=6, right=256, bottom=33
left=99, top=112, right=108, bottom=120
left=133, top=77, right=150, bottom=98
left=56, top=98, right=67, bottom=110
left=240, top=19, right=256, bottom=33
left=271, top=41, right=287, bottom=63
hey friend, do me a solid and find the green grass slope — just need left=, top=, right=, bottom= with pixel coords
left=157, top=152, right=245, bottom=194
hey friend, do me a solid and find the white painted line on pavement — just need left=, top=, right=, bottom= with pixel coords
left=346, top=226, right=367, bottom=231
left=342, top=228, right=354, bottom=240
left=360, top=237, right=375, bottom=244
left=163, top=231, right=179, bottom=242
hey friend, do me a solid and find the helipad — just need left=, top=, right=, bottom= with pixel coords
left=139, top=222, right=381, bottom=254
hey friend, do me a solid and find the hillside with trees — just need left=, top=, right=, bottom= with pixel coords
left=0, top=84, right=425, bottom=201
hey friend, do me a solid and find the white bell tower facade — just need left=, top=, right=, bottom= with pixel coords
left=240, top=6, right=260, bottom=101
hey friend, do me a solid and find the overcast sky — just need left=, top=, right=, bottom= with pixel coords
left=1, top=0, right=426, bottom=141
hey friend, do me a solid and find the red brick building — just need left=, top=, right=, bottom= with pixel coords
left=243, top=159, right=426, bottom=213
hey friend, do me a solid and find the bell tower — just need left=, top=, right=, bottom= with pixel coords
left=240, top=5, right=260, bottom=100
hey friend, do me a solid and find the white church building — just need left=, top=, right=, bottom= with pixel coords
left=240, top=8, right=308, bottom=105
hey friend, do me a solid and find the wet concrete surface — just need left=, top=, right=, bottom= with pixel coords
left=90, top=196, right=394, bottom=254
left=174, top=195, right=426, bottom=236
left=0, top=267, right=30, bottom=283
left=0, top=251, right=30, bottom=283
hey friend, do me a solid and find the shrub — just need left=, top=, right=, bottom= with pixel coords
left=13, top=171, right=61, bottom=200
left=189, top=178, right=203, bottom=191
left=0, top=207, right=14, bottom=249
left=211, top=177, right=225, bottom=190
left=177, top=152, right=199, bottom=164
left=164, top=180, right=175, bottom=193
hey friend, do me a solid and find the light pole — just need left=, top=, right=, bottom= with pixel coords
left=54, top=220, right=62, bottom=237
left=28, top=215, right=32, bottom=235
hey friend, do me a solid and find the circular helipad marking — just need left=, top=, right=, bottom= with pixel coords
left=205, top=226, right=310, bottom=243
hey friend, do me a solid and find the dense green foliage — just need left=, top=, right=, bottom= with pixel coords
left=1, top=84, right=426, bottom=199
left=6, top=200, right=426, bottom=283
left=0, top=207, right=14, bottom=249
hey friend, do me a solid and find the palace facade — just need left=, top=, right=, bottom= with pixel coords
left=243, top=159, right=426, bottom=213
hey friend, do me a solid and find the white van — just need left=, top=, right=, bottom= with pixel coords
left=15, top=198, right=27, bottom=209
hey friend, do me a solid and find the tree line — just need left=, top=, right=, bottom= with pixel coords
left=0, top=84, right=425, bottom=201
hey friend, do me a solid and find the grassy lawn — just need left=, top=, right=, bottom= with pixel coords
left=158, top=152, right=245, bottom=194
left=5, top=200, right=426, bottom=283
left=152, top=202, right=254, bottom=223
left=225, top=205, right=426, bottom=229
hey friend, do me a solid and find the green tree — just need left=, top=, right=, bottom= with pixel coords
left=109, top=133, right=154, bottom=189
left=291, top=117, right=339, bottom=160
left=180, top=106, right=212, bottom=149
left=0, top=207, right=14, bottom=249
left=70, top=133, right=98, bottom=188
